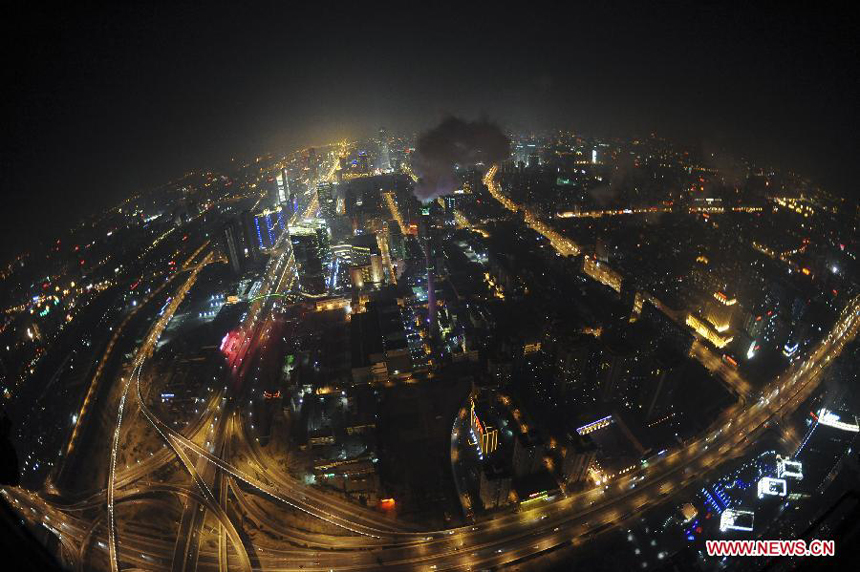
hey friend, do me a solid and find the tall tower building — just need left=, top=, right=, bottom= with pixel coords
left=289, top=223, right=327, bottom=295
left=220, top=221, right=243, bottom=274
left=253, top=207, right=287, bottom=250
left=307, top=147, right=317, bottom=179
left=317, top=182, right=336, bottom=219
left=240, top=210, right=260, bottom=262
left=706, top=291, right=737, bottom=333
left=274, top=172, right=288, bottom=205
left=419, top=206, right=438, bottom=339
left=267, top=176, right=280, bottom=209
left=277, top=167, right=294, bottom=214
left=562, top=434, right=597, bottom=485
left=379, top=127, right=391, bottom=171
left=597, top=339, right=636, bottom=403
left=512, top=432, right=544, bottom=477
left=637, top=350, right=685, bottom=422
left=553, top=335, right=595, bottom=400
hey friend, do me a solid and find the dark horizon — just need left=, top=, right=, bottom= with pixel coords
left=3, top=2, right=859, bottom=256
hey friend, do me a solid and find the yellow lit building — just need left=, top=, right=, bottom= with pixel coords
left=470, top=396, right=499, bottom=455
left=582, top=256, right=622, bottom=293
left=686, top=314, right=734, bottom=348
left=706, top=291, right=737, bottom=332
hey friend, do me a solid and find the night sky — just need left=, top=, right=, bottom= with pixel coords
left=2, top=2, right=857, bottom=255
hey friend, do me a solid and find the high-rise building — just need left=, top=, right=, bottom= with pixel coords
left=349, top=266, right=365, bottom=290
left=419, top=206, right=438, bottom=338
left=240, top=210, right=260, bottom=262
left=512, top=432, right=544, bottom=477
left=317, top=182, right=336, bottom=219
left=686, top=313, right=734, bottom=348
left=253, top=206, right=288, bottom=250
left=220, top=221, right=243, bottom=274
left=387, top=225, right=405, bottom=260
left=307, top=147, right=317, bottom=179
left=706, top=291, right=737, bottom=333
left=379, top=127, right=391, bottom=172
left=267, top=176, right=280, bottom=209
left=219, top=214, right=259, bottom=274
left=289, top=223, right=328, bottom=295
left=479, top=461, right=511, bottom=510
left=582, top=256, right=623, bottom=293
left=369, top=254, right=384, bottom=284
left=276, top=167, right=295, bottom=214
left=274, top=172, right=289, bottom=206
left=594, top=237, right=611, bottom=263
left=640, top=303, right=695, bottom=355
left=470, top=395, right=499, bottom=455
left=741, top=309, right=769, bottom=340
left=561, top=433, right=597, bottom=485
left=553, top=335, right=596, bottom=400
left=637, top=350, right=685, bottom=422
left=597, top=339, right=637, bottom=403
left=350, top=234, right=378, bottom=266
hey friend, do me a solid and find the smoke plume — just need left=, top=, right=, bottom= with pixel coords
left=412, top=117, right=510, bottom=202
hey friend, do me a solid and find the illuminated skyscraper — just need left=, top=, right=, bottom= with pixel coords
left=317, top=182, right=336, bottom=219
left=289, top=222, right=327, bottom=295
left=379, top=127, right=391, bottom=171
left=274, top=167, right=294, bottom=213
left=240, top=209, right=259, bottom=261
left=253, top=206, right=288, bottom=250
left=470, top=395, right=499, bottom=455
left=419, top=206, right=438, bottom=338
left=706, top=291, right=737, bottom=333
left=220, top=215, right=258, bottom=274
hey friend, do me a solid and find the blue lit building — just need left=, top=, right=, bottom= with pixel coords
left=254, top=206, right=288, bottom=250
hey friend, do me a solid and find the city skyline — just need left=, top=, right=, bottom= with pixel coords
left=3, top=3, right=859, bottom=254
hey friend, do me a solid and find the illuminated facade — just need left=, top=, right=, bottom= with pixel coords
left=576, top=415, right=612, bottom=435
left=719, top=508, right=754, bottom=532
left=275, top=172, right=288, bottom=205
left=253, top=207, right=288, bottom=250
left=706, top=291, right=737, bottom=332
left=686, top=314, right=734, bottom=348
left=816, top=408, right=859, bottom=432
left=757, top=476, right=787, bottom=498
left=776, top=456, right=803, bottom=480
left=582, top=256, right=622, bottom=293
left=470, top=396, right=499, bottom=455
left=317, top=182, right=336, bottom=219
